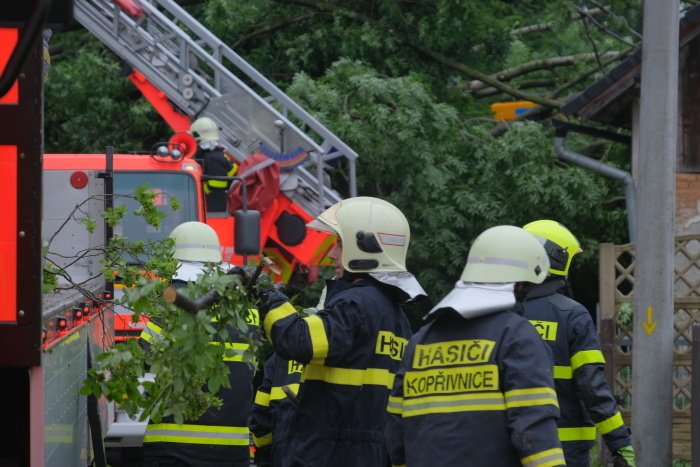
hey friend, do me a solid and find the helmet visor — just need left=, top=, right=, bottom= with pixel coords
left=307, top=203, right=341, bottom=234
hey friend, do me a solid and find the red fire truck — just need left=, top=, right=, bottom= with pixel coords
left=0, top=4, right=116, bottom=466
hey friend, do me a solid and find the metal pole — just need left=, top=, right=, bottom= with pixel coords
left=633, top=2, right=678, bottom=466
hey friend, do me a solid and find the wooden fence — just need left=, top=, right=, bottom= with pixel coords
left=598, top=235, right=700, bottom=461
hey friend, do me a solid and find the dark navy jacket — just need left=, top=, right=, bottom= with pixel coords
left=250, top=353, right=303, bottom=466
left=385, top=309, right=564, bottom=467
left=263, top=276, right=412, bottom=467
left=521, top=279, right=632, bottom=465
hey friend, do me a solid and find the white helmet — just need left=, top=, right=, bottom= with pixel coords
left=169, top=221, right=222, bottom=263
left=460, top=225, right=549, bottom=284
left=189, top=117, right=220, bottom=144
left=308, top=197, right=409, bottom=273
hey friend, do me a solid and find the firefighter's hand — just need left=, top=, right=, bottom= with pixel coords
left=227, top=265, right=253, bottom=281
left=257, top=283, right=289, bottom=320
left=613, top=445, right=635, bottom=467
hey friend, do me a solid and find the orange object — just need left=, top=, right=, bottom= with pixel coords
left=0, top=29, right=19, bottom=104
left=490, top=101, right=536, bottom=121
left=0, top=145, right=17, bottom=323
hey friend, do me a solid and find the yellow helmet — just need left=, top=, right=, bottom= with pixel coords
left=522, top=219, right=582, bottom=276
left=460, top=225, right=549, bottom=284
left=169, top=221, right=222, bottom=263
left=307, top=197, right=409, bottom=273
left=189, top=116, right=220, bottom=144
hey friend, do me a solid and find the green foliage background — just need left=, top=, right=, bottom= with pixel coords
left=44, top=0, right=648, bottom=322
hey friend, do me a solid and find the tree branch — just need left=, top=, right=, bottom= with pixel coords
left=469, top=7, right=606, bottom=54
left=549, top=46, right=635, bottom=98
left=473, top=78, right=557, bottom=98
left=232, top=14, right=315, bottom=49
left=272, top=0, right=563, bottom=108
left=462, top=52, right=623, bottom=93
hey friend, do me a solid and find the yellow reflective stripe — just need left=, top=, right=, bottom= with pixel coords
left=401, top=392, right=506, bottom=418
left=208, top=342, right=250, bottom=362
left=558, top=426, right=597, bottom=441
left=270, top=384, right=300, bottom=401
left=302, top=364, right=394, bottom=388
left=504, top=387, right=559, bottom=409
left=254, top=390, right=271, bottom=407
left=144, top=423, right=249, bottom=446
left=387, top=395, right=403, bottom=415
left=207, top=179, right=228, bottom=189
left=521, top=447, right=566, bottom=467
left=553, top=365, right=572, bottom=379
left=140, top=321, right=164, bottom=343
left=263, top=302, right=297, bottom=337
left=304, top=315, right=329, bottom=362
left=596, top=412, right=624, bottom=435
left=571, top=349, right=605, bottom=371
left=253, top=432, right=272, bottom=448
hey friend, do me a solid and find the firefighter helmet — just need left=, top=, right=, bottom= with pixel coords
left=189, top=116, right=220, bottom=144
left=169, top=221, right=222, bottom=263
left=460, top=225, right=549, bottom=284
left=307, top=197, right=410, bottom=273
left=523, top=219, right=582, bottom=276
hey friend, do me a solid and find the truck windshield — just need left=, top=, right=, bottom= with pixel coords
left=113, top=171, right=198, bottom=247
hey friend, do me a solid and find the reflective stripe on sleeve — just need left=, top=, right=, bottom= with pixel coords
left=595, top=412, right=625, bottom=435
left=558, top=426, right=597, bottom=441
left=214, top=342, right=249, bottom=362
left=304, top=315, right=329, bottom=362
left=552, top=365, right=572, bottom=379
left=207, top=179, right=228, bottom=189
left=400, top=392, right=506, bottom=418
left=386, top=395, right=403, bottom=415
left=144, top=423, right=249, bottom=446
left=253, top=432, right=272, bottom=448
left=254, top=390, right=271, bottom=407
left=571, top=349, right=605, bottom=371
left=504, top=387, right=559, bottom=409
left=302, top=364, right=394, bottom=388
left=521, top=447, right=566, bottom=467
left=263, top=302, right=297, bottom=337
left=140, top=321, right=163, bottom=344
left=270, top=383, right=300, bottom=401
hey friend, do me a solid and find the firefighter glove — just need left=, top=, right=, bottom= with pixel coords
left=613, top=445, right=635, bottom=467
left=257, top=283, right=289, bottom=321
left=227, top=265, right=254, bottom=282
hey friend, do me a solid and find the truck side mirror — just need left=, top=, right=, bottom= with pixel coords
left=233, top=209, right=260, bottom=255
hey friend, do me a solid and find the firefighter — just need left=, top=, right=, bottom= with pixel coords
left=249, top=353, right=304, bottom=467
left=141, top=221, right=258, bottom=467
left=255, top=196, right=426, bottom=466
left=385, top=225, right=566, bottom=467
left=521, top=219, right=635, bottom=467
left=189, top=116, right=237, bottom=213
left=250, top=297, right=326, bottom=466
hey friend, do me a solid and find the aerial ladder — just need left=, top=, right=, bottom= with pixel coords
left=73, top=0, right=358, bottom=217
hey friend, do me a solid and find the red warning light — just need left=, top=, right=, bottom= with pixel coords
left=57, top=318, right=67, bottom=329
left=70, top=171, right=89, bottom=189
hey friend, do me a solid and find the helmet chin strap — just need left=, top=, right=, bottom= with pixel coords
left=340, top=270, right=369, bottom=283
